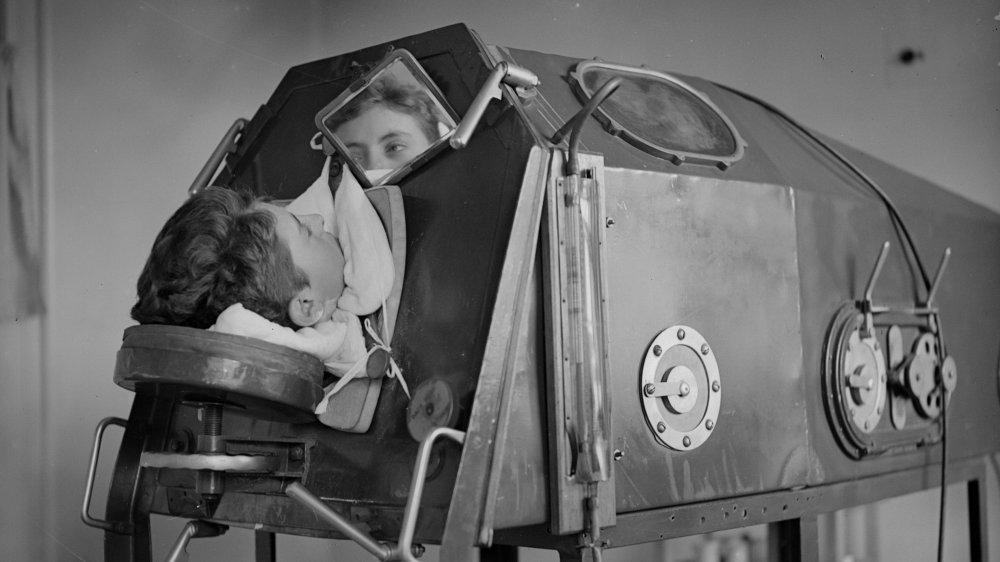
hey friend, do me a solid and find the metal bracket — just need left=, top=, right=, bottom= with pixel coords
left=450, top=61, right=539, bottom=149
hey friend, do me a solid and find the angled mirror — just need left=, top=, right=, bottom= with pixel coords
left=316, top=49, right=459, bottom=188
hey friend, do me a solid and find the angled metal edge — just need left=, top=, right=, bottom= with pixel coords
left=439, top=146, right=551, bottom=560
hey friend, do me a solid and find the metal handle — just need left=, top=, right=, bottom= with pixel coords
left=924, top=247, right=952, bottom=307
left=286, top=427, right=465, bottom=561
left=81, top=417, right=130, bottom=533
left=395, top=427, right=466, bottom=561
left=450, top=62, right=539, bottom=150
left=188, top=118, right=247, bottom=196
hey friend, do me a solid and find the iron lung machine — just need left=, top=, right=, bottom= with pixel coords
left=84, top=24, right=1000, bottom=561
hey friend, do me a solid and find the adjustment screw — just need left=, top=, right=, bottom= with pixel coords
left=683, top=436, right=692, bottom=447
left=705, top=419, right=714, bottom=430
left=677, top=328, right=686, bottom=340
left=679, top=382, right=690, bottom=397
left=644, top=383, right=655, bottom=396
left=653, top=345, right=662, bottom=357
left=657, top=422, right=666, bottom=433
left=613, top=449, right=624, bottom=461
left=701, top=343, right=710, bottom=355
left=711, top=381, right=721, bottom=392
left=290, top=446, right=305, bottom=461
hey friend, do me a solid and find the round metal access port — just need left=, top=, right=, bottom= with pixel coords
left=640, top=325, right=721, bottom=451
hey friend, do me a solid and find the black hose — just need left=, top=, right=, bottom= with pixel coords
left=552, top=77, right=622, bottom=176
left=714, top=84, right=932, bottom=294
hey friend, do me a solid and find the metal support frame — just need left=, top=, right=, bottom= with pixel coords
left=494, top=455, right=990, bottom=561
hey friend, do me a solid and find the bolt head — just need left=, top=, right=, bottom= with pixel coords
left=705, top=419, right=714, bottom=430
left=606, top=217, right=615, bottom=227
left=711, top=380, right=721, bottom=392
left=677, top=328, right=686, bottom=340
left=644, top=383, right=655, bottom=396
left=656, top=422, right=666, bottom=433
left=701, top=343, right=710, bottom=355
left=653, top=345, right=662, bottom=356
left=683, top=436, right=691, bottom=447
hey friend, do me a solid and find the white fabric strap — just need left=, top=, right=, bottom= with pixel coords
left=319, top=300, right=408, bottom=406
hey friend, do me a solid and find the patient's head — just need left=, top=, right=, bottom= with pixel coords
left=132, top=188, right=344, bottom=329
left=329, top=76, right=443, bottom=171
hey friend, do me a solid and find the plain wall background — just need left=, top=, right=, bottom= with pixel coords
left=7, top=0, right=998, bottom=560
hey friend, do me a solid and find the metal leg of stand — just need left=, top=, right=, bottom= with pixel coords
left=968, top=475, right=988, bottom=562
left=480, top=544, right=518, bottom=562
left=768, top=516, right=819, bottom=562
left=556, top=548, right=597, bottom=562
left=255, top=531, right=276, bottom=562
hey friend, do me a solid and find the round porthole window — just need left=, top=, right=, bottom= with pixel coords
left=571, top=60, right=746, bottom=169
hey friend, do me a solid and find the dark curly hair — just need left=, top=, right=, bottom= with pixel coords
left=131, top=188, right=308, bottom=329
left=327, top=75, right=443, bottom=144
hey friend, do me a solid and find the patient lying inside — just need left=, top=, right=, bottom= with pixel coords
left=131, top=160, right=395, bottom=416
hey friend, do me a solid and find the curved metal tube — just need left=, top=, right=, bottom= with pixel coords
left=81, top=417, right=130, bottom=533
left=163, top=521, right=227, bottom=562
left=188, top=118, right=247, bottom=196
left=392, top=427, right=466, bottom=561
left=566, top=77, right=621, bottom=176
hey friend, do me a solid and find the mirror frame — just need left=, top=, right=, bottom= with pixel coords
left=314, top=49, right=460, bottom=188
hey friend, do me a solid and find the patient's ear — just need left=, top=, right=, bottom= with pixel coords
left=288, top=287, right=324, bottom=327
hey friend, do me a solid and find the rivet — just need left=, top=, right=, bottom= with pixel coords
left=705, top=419, right=714, bottom=430
left=653, top=345, right=662, bottom=357
left=657, top=422, right=666, bottom=433
left=644, top=383, right=655, bottom=396
left=683, top=436, right=691, bottom=447
left=677, top=328, right=686, bottom=340
left=701, top=343, right=710, bottom=355
left=711, top=381, right=720, bottom=392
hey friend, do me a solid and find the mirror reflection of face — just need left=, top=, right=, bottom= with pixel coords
left=334, top=105, right=435, bottom=171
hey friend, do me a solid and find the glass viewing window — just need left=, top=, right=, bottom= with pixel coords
left=570, top=60, right=745, bottom=169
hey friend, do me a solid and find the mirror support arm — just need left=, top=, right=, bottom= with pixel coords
left=450, top=62, right=539, bottom=149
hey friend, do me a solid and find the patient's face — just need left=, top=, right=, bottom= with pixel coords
left=257, top=203, right=345, bottom=305
left=335, top=105, right=434, bottom=171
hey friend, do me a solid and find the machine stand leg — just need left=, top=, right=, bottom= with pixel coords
left=968, top=477, right=988, bottom=562
left=255, top=531, right=276, bottom=562
left=768, top=516, right=819, bottom=562
left=480, top=544, right=519, bottom=562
